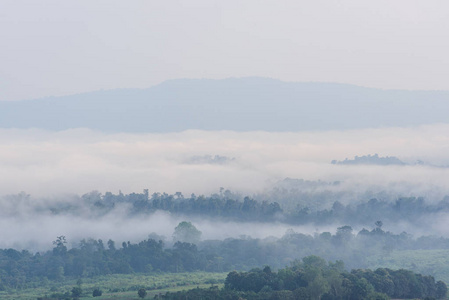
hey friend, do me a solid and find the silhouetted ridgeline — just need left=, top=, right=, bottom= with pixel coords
left=1, top=78, right=449, bottom=132
left=29, top=189, right=449, bottom=227
left=4, top=188, right=449, bottom=235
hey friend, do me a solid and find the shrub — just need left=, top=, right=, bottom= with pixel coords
left=71, top=286, right=82, bottom=298
left=138, top=288, right=147, bottom=298
left=93, top=288, right=103, bottom=297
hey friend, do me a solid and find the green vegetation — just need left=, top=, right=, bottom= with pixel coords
left=1, top=256, right=446, bottom=299
left=4, top=223, right=449, bottom=291
left=137, top=287, right=147, bottom=298
left=162, top=255, right=447, bottom=299
left=34, top=188, right=449, bottom=229
left=0, top=272, right=226, bottom=300
left=172, top=221, right=202, bottom=244
left=3, top=189, right=449, bottom=299
left=367, top=249, right=449, bottom=284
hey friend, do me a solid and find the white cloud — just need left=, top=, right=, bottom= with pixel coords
left=1, top=125, right=449, bottom=250
left=0, top=125, right=448, bottom=197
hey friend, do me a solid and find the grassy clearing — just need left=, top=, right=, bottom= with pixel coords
left=0, top=272, right=227, bottom=300
left=89, top=284, right=224, bottom=300
left=366, top=249, right=449, bottom=283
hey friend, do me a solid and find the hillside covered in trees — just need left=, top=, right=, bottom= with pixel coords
left=163, top=256, right=447, bottom=300
left=3, top=220, right=449, bottom=291
left=7, top=187, right=449, bottom=231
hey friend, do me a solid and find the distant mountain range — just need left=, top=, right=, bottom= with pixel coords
left=1, top=77, right=448, bottom=132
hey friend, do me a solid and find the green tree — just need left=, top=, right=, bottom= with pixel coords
left=436, top=280, right=447, bottom=299
left=138, top=288, right=147, bottom=298
left=335, top=225, right=353, bottom=246
left=52, top=236, right=67, bottom=256
left=308, top=274, right=329, bottom=300
left=303, top=255, right=327, bottom=269
left=173, top=221, right=202, bottom=244
left=92, top=288, right=102, bottom=297
left=71, top=286, right=82, bottom=298
left=375, top=220, right=383, bottom=228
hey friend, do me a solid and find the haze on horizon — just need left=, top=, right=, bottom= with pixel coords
left=1, top=0, right=449, bottom=102
left=2, top=0, right=449, bottom=254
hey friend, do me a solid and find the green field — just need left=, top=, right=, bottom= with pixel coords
left=4, top=249, right=449, bottom=299
left=366, top=249, right=449, bottom=283
left=0, top=272, right=227, bottom=300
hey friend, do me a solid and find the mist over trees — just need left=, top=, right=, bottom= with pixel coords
left=2, top=226, right=449, bottom=298
left=5, top=186, right=449, bottom=232
left=4, top=186, right=449, bottom=290
left=1, top=152, right=449, bottom=298
left=173, top=221, right=202, bottom=244
left=4, top=1, right=449, bottom=298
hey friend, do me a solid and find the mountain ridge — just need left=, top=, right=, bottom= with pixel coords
left=1, top=77, right=448, bottom=132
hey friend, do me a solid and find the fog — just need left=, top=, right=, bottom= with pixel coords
left=1, top=124, right=449, bottom=251
left=0, top=205, right=335, bottom=252
left=1, top=125, right=448, bottom=197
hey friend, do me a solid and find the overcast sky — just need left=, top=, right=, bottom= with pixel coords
left=1, top=0, right=449, bottom=101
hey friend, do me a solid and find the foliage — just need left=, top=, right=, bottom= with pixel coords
left=3, top=223, right=449, bottom=290
left=173, top=221, right=202, bottom=244
left=7, top=188, right=449, bottom=233
left=3, top=188, right=449, bottom=297
left=0, top=272, right=226, bottom=300
left=138, top=287, right=147, bottom=298
left=161, top=256, right=447, bottom=299
left=40, top=188, right=449, bottom=231
left=92, top=288, right=102, bottom=297
left=71, top=286, right=82, bottom=297
left=366, top=249, right=449, bottom=284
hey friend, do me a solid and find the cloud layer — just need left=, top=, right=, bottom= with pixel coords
left=1, top=125, right=449, bottom=197
left=1, top=125, right=449, bottom=250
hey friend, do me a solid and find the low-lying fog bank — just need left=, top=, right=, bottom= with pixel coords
left=0, top=208, right=332, bottom=252
left=2, top=206, right=449, bottom=254
left=0, top=124, right=448, bottom=197
left=0, top=125, right=449, bottom=251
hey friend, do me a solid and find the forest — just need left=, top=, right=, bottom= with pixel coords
left=163, top=256, right=447, bottom=300
left=2, top=238, right=448, bottom=299
left=8, top=187, right=449, bottom=227
left=2, top=188, right=449, bottom=299
left=4, top=0, right=449, bottom=299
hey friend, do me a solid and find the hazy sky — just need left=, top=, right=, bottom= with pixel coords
left=1, top=0, right=449, bottom=101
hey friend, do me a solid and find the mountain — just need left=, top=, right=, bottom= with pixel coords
left=1, top=77, right=448, bottom=132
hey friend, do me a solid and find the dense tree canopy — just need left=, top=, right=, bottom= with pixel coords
left=1, top=224, right=449, bottom=293
left=161, top=256, right=446, bottom=299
